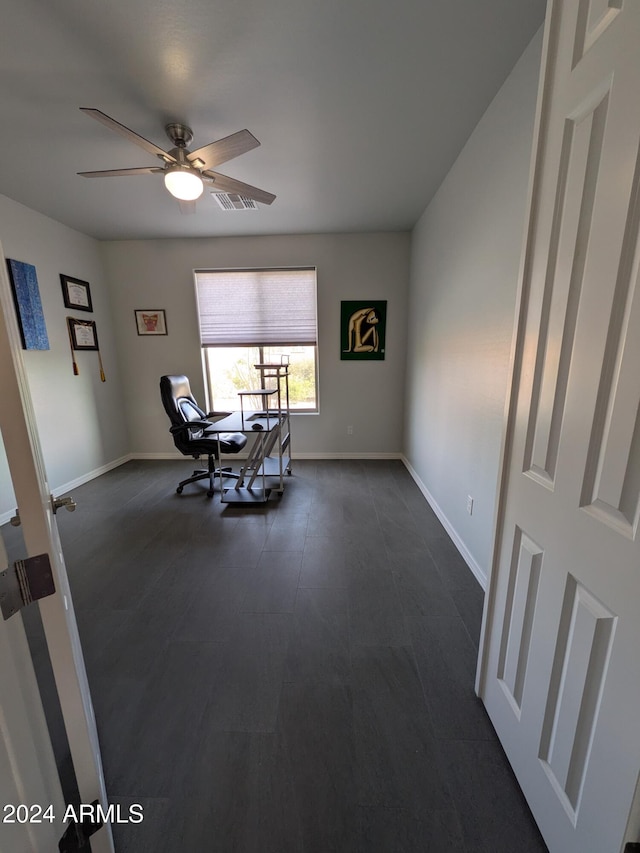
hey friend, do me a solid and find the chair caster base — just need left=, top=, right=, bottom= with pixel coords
left=176, top=486, right=183, bottom=494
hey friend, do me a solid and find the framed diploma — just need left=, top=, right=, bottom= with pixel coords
left=61, top=275, right=93, bottom=312
left=68, top=318, right=99, bottom=350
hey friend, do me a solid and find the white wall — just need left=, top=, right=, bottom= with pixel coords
left=0, top=24, right=542, bottom=529
left=101, top=232, right=410, bottom=457
left=0, top=195, right=129, bottom=519
left=404, top=30, right=543, bottom=586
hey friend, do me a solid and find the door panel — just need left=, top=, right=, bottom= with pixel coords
left=479, top=2, right=640, bottom=851
left=0, top=241, right=114, bottom=852
left=0, top=529, right=64, bottom=852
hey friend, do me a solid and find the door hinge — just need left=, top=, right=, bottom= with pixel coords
left=0, top=553, right=55, bottom=620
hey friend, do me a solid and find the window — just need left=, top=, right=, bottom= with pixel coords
left=194, top=267, right=318, bottom=412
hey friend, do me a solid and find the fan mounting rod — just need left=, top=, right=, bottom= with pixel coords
left=165, top=123, right=193, bottom=148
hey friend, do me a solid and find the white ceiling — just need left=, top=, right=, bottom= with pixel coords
left=0, top=0, right=546, bottom=241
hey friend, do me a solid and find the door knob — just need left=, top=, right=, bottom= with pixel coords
left=51, top=495, right=77, bottom=514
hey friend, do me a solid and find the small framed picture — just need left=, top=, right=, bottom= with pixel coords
left=60, top=275, right=93, bottom=312
left=135, top=309, right=167, bottom=336
left=69, top=318, right=99, bottom=350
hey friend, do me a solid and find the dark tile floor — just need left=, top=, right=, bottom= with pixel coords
left=11, top=459, right=547, bottom=851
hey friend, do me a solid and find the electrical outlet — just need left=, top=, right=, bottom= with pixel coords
left=466, top=495, right=474, bottom=515
left=347, top=425, right=353, bottom=435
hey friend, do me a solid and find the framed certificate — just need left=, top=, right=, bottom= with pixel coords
left=68, top=318, right=99, bottom=350
left=61, top=275, right=93, bottom=312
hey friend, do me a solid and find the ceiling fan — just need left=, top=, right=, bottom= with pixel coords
left=77, top=108, right=276, bottom=213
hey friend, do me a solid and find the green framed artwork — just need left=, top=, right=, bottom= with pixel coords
left=340, top=300, right=386, bottom=360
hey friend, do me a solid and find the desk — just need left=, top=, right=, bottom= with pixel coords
left=205, top=410, right=291, bottom=504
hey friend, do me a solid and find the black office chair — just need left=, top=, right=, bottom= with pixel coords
left=160, top=374, right=247, bottom=497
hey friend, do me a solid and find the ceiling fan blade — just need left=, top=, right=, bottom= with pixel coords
left=178, top=200, right=197, bottom=215
left=77, top=167, right=164, bottom=178
left=203, top=170, right=276, bottom=205
left=188, top=130, right=260, bottom=170
left=80, top=108, right=176, bottom=162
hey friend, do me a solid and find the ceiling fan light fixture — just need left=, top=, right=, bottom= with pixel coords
left=78, top=109, right=275, bottom=210
left=164, top=167, right=204, bottom=201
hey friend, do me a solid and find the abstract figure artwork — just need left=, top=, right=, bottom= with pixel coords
left=340, top=300, right=386, bottom=360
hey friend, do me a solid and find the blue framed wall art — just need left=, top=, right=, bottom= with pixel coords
left=6, top=258, right=49, bottom=350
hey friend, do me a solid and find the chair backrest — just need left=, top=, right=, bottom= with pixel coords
left=160, top=374, right=210, bottom=452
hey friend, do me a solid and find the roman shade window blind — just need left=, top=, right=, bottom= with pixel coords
left=194, top=267, right=317, bottom=346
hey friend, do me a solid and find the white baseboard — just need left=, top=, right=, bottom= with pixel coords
left=0, top=509, right=16, bottom=526
left=292, top=452, right=403, bottom=460
left=132, top=452, right=255, bottom=462
left=131, top=451, right=403, bottom=461
left=401, top=455, right=487, bottom=590
left=0, top=454, right=134, bottom=526
left=51, top=454, right=134, bottom=496
left=130, top=452, right=184, bottom=460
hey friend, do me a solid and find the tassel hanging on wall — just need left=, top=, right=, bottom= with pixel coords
left=66, top=317, right=79, bottom=375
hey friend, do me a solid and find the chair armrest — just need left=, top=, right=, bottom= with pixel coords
left=169, top=420, right=210, bottom=435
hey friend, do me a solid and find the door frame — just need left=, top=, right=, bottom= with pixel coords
left=475, top=0, right=553, bottom=701
left=0, top=240, right=114, bottom=852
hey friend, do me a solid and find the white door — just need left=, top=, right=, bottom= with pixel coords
left=0, top=243, right=114, bottom=853
left=478, top=2, right=640, bottom=852
left=0, top=532, right=65, bottom=851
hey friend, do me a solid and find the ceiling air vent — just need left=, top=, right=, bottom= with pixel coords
left=212, top=192, right=258, bottom=211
